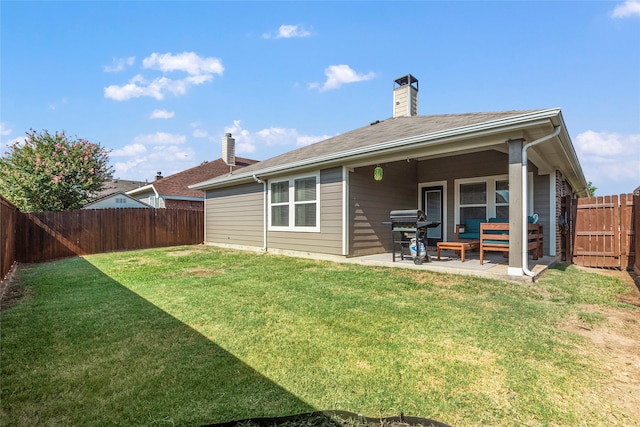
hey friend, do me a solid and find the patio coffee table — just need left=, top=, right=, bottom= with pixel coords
left=436, top=240, right=480, bottom=263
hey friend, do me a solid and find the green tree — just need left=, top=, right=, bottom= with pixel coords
left=587, top=181, right=597, bottom=197
left=0, top=129, right=113, bottom=211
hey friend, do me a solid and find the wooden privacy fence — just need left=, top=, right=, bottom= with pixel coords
left=1, top=196, right=19, bottom=280
left=15, top=208, right=204, bottom=264
left=570, top=194, right=637, bottom=270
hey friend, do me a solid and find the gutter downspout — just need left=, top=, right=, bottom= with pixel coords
left=253, top=175, right=268, bottom=251
left=262, top=180, right=267, bottom=251
left=521, top=125, right=561, bottom=277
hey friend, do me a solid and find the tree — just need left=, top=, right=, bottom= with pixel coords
left=0, top=129, right=113, bottom=212
left=587, top=181, right=597, bottom=197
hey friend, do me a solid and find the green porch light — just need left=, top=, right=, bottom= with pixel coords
left=374, top=165, right=383, bottom=181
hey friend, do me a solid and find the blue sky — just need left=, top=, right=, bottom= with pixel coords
left=1, top=1, right=639, bottom=196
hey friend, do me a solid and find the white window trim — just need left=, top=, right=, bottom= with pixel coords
left=418, top=180, right=447, bottom=242
left=268, top=172, right=321, bottom=233
left=454, top=174, right=533, bottom=225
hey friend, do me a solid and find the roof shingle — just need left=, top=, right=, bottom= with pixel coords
left=149, top=157, right=258, bottom=197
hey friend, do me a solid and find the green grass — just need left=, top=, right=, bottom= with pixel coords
left=0, top=245, right=636, bottom=426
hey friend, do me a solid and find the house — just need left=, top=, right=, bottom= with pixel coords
left=92, top=178, right=147, bottom=199
left=82, top=191, right=151, bottom=209
left=127, top=155, right=258, bottom=211
left=190, top=74, right=589, bottom=278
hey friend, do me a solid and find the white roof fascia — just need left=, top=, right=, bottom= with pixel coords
left=126, top=184, right=159, bottom=198
left=556, top=113, right=589, bottom=196
left=191, top=109, right=562, bottom=191
left=84, top=191, right=151, bottom=208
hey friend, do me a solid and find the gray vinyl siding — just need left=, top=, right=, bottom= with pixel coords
left=267, top=167, right=343, bottom=255
left=350, top=161, right=417, bottom=256
left=533, top=173, right=551, bottom=255
left=205, top=182, right=264, bottom=248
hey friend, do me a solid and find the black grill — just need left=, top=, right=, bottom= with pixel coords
left=390, top=209, right=438, bottom=264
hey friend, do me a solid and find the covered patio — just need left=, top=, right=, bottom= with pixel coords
left=343, top=249, right=556, bottom=284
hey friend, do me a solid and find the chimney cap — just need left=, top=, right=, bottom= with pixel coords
left=394, top=74, right=418, bottom=89
left=225, top=132, right=232, bottom=138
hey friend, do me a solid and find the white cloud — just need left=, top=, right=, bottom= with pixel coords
left=575, top=130, right=640, bottom=191
left=104, top=52, right=222, bottom=101
left=310, top=65, right=376, bottom=92
left=0, top=122, right=12, bottom=136
left=192, top=129, right=208, bottom=138
left=256, top=127, right=330, bottom=147
left=111, top=143, right=147, bottom=157
left=263, top=24, right=311, bottom=39
left=150, top=109, right=175, bottom=119
left=104, top=74, right=214, bottom=101
left=224, top=120, right=256, bottom=154
left=103, top=56, right=135, bottom=72
left=113, top=158, right=145, bottom=177
left=142, top=52, right=224, bottom=75
left=575, top=130, right=628, bottom=156
left=112, top=136, right=196, bottom=182
left=133, top=132, right=186, bottom=145
left=611, top=0, right=640, bottom=18
left=224, top=120, right=332, bottom=155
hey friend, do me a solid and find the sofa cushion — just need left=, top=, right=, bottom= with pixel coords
left=465, top=218, right=486, bottom=234
left=489, top=217, right=509, bottom=223
left=482, top=239, right=510, bottom=245
left=458, top=232, right=480, bottom=240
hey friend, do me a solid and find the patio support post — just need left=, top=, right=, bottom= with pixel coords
left=508, top=138, right=525, bottom=276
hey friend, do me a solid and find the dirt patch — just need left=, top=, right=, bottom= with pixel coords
left=559, top=267, right=640, bottom=423
left=0, top=263, right=28, bottom=311
left=166, top=247, right=208, bottom=257
left=163, top=267, right=225, bottom=278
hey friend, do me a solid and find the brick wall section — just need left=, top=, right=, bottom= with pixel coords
left=556, top=171, right=564, bottom=256
left=164, top=199, right=203, bottom=211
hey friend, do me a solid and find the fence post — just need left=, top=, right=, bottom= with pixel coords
left=634, top=193, right=639, bottom=275
left=0, top=196, right=19, bottom=281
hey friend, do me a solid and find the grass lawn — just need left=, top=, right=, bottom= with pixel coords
left=1, top=245, right=638, bottom=426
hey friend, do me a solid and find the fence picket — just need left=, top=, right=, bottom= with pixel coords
left=11, top=208, right=203, bottom=263
left=572, top=193, right=637, bottom=269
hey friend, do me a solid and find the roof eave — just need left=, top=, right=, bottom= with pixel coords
left=191, top=109, right=565, bottom=191
left=126, top=184, right=158, bottom=197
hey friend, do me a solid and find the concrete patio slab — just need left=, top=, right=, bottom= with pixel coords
left=340, top=249, right=557, bottom=284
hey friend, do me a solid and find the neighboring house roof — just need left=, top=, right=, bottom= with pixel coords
left=128, top=157, right=258, bottom=200
left=92, top=178, right=147, bottom=199
left=191, top=108, right=588, bottom=194
left=83, top=191, right=151, bottom=209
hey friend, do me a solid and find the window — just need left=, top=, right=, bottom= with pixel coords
left=455, top=174, right=534, bottom=225
left=459, top=182, right=487, bottom=223
left=269, top=173, right=320, bottom=232
left=495, top=180, right=509, bottom=218
left=455, top=175, right=509, bottom=224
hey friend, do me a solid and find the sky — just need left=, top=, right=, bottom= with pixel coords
left=1, top=1, right=639, bottom=196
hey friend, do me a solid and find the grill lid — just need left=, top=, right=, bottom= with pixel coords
left=390, top=209, right=426, bottom=222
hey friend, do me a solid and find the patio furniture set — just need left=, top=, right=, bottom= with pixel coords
left=391, top=212, right=543, bottom=264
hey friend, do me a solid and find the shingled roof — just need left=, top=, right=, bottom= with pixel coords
left=133, top=157, right=258, bottom=198
left=191, top=110, right=547, bottom=190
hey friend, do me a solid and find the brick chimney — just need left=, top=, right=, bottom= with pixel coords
left=393, top=74, right=418, bottom=118
left=155, top=171, right=163, bottom=181
left=222, top=133, right=236, bottom=166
